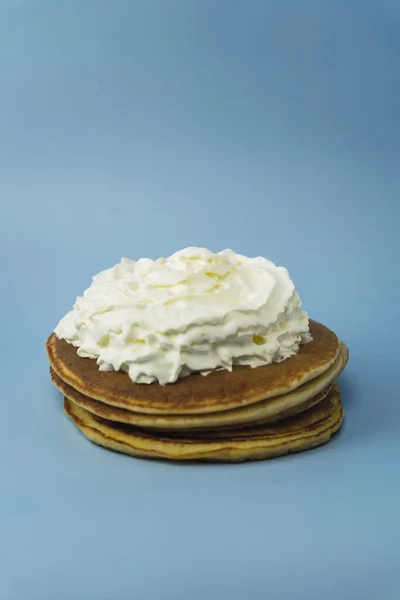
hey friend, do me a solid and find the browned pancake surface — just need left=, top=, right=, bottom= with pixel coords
left=47, top=320, right=339, bottom=415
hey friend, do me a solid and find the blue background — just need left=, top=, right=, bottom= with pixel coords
left=1, top=1, right=399, bottom=598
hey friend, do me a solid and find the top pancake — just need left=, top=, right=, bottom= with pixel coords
left=50, top=343, right=348, bottom=431
left=46, top=320, right=339, bottom=415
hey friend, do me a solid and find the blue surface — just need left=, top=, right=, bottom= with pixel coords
left=1, top=1, right=400, bottom=598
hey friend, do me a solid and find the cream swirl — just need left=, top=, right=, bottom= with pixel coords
left=55, top=247, right=311, bottom=384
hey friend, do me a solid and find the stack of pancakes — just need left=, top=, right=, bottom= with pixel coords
left=46, top=320, right=348, bottom=462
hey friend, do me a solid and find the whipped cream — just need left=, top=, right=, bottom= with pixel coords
left=55, top=247, right=311, bottom=384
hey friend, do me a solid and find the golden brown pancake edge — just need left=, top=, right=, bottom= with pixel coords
left=63, top=385, right=344, bottom=462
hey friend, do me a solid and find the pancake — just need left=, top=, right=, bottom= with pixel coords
left=64, top=385, right=344, bottom=462
left=47, top=320, right=340, bottom=415
left=51, top=342, right=348, bottom=431
left=52, top=370, right=330, bottom=431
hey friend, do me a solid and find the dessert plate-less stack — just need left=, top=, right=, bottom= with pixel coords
left=47, top=320, right=348, bottom=462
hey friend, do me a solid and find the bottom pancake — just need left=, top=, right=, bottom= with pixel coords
left=64, top=385, right=344, bottom=462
